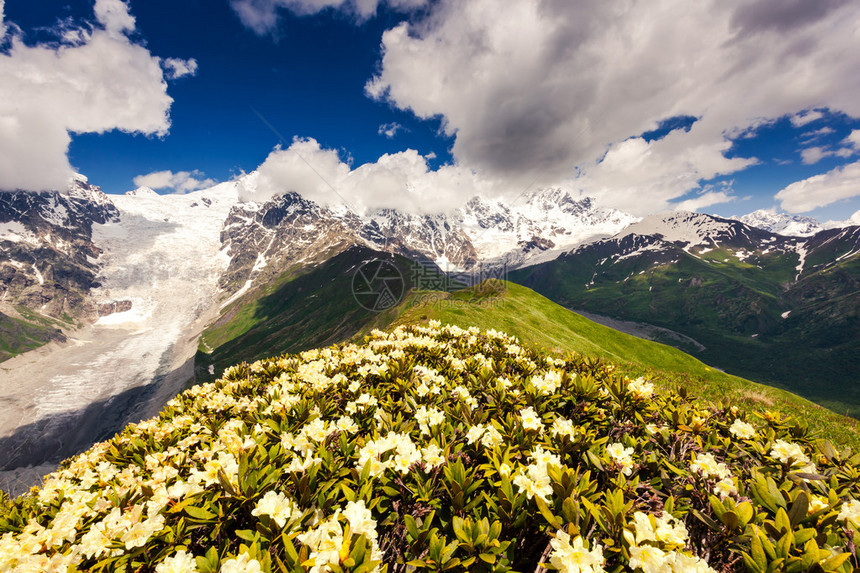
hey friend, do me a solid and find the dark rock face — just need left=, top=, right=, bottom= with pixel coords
left=97, top=300, right=133, bottom=317
left=0, top=177, right=119, bottom=356
left=217, top=192, right=481, bottom=296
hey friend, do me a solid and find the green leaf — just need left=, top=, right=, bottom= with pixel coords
left=535, top=497, right=563, bottom=529
left=404, top=515, right=420, bottom=540
left=787, top=491, right=808, bottom=527
left=751, top=532, right=767, bottom=571
left=736, top=501, right=754, bottom=528
left=185, top=506, right=217, bottom=521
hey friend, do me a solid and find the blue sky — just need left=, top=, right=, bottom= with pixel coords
left=2, top=0, right=860, bottom=220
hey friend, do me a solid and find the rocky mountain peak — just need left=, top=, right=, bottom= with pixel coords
left=733, top=209, right=823, bottom=237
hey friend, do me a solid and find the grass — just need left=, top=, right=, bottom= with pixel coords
left=0, top=310, right=65, bottom=362
left=196, top=246, right=456, bottom=383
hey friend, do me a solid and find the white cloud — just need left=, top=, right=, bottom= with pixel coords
left=0, top=0, right=7, bottom=40
left=162, top=57, right=199, bottom=80
left=673, top=191, right=735, bottom=213
left=799, top=126, right=836, bottom=142
left=845, top=130, right=860, bottom=151
left=802, top=144, right=855, bottom=164
left=0, top=0, right=185, bottom=192
left=570, top=128, right=753, bottom=215
left=801, top=146, right=830, bottom=165
left=776, top=160, right=860, bottom=212
left=790, top=110, right=825, bottom=127
left=230, top=0, right=428, bottom=35
left=378, top=122, right=405, bottom=138
left=133, top=170, right=216, bottom=194
left=365, top=0, right=860, bottom=214
left=245, top=137, right=499, bottom=213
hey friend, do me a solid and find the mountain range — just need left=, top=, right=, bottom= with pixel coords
left=511, top=211, right=860, bottom=415
left=1, top=172, right=859, bottom=490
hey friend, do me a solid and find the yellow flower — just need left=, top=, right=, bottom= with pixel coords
left=549, top=531, right=605, bottom=573
left=251, top=491, right=301, bottom=528
left=606, top=443, right=634, bottom=476
left=729, top=419, right=756, bottom=439
left=155, top=550, right=199, bottom=573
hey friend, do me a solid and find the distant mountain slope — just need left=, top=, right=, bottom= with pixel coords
left=509, top=211, right=860, bottom=415
left=0, top=175, right=119, bottom=358
left=196, top=245, right=456, bottom=382
left=733, top=209, right=823, bottom=236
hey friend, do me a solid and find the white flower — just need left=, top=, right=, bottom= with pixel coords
left=155, top=550, right=199, bottom=573
left=519, top=407, right=545, bottom=433
left=671, top=553, right=719, bottom=573
left=628, top=545, right=673, bottom=573
left=481, top=426, right=504, bottom=449
left=713, top=478, right=737, bottom=499
left=770, top=440, right=811, bottom=467
left=414, top=406, right=445, bottom=434
left=729, top=419, right=756, bottom=439
left=690, top=453, right=731, bottom=480
left=466, top=425, right=487, bottom=445
left=421, top=444, right=446, bottom=469
left=335, top=416, right=358, bottom=433
left=808, top=495, right=829, bottom=514
left=220, top=552, right=263, bottom=573
left=551, top=418, right=577, bottom=440
left=838, top=499, right=860, bottom=529
left=606, top=443, right=634, bottom=476
left=549, top=531, right=605, bottom=573
left=529, top=371, right=562, bottom=395
left=628, top=511, right=688, bottom=549
left=628, top=377, right=654, bottom=400
left=342, top=500, right=377, bottom=540
left=251, top=491, right=301, bottom=528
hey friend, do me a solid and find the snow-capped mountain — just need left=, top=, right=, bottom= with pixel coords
left=733, top=209, right=823, bottom=237
left=457, top=191, right=637, bottom=268
left=555, top=210, right=860, bottom=289
left=215, top=179, right=635, bottom=299
left=511, top=212, right=860, bottom=423
left=0, top=175, right=119, bottom=325
left=825, top=210, right=860, bottom=230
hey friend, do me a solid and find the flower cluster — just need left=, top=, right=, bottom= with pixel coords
left=0, top=321, right=857, bottom=573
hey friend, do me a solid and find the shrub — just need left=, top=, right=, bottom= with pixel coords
left=1, top=322, right=859, bottom=572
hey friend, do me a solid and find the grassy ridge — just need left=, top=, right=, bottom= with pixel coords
left=389, top=281, right=860, bottom=450
left=196, top=246, right=455, bottom=383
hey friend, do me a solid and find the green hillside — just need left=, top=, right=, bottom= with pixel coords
left=0, top=308, right=67, bottom=362
left=509, top=240, right=860, bottom=417
left=196, top=246, right=457, bottom=383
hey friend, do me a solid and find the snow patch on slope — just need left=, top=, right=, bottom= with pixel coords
left=617, top=211, right=733, bottom=246
left=734, top=209, right=822, bottom=237
left=17, top=182, right=240, bottom=421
